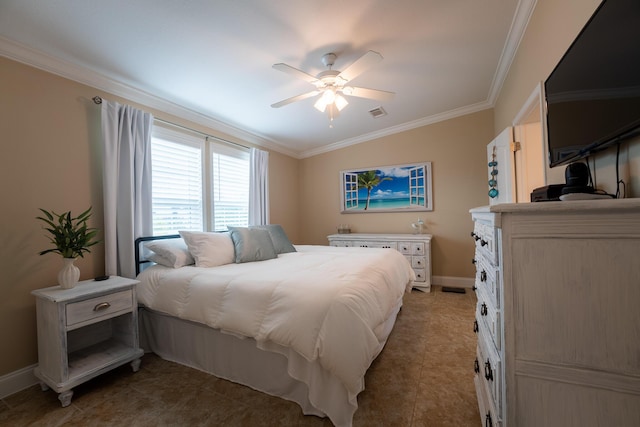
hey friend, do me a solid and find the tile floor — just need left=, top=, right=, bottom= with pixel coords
left=0, top=286, right=479, bottom=426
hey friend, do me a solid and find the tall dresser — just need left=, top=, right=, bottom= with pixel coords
left=327, top=233, right=432, bottom=291
left=470, top=199, right=640, bottom=427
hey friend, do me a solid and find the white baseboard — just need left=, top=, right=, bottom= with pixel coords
left=432, top=275, right=475, bottom=289
left=0, top=364, right=38, bottom=399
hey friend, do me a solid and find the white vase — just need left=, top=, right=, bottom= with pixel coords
left=58, top=258, right=80, bottom=289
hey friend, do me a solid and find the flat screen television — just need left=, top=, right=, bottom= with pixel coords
left=544, top=0, right=640, bottom=168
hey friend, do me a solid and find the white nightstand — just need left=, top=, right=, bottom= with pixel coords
left=31, top=276, right=143, bottom=407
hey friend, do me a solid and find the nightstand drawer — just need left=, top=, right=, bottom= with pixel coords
left=66, top=289, right=133, bottom=327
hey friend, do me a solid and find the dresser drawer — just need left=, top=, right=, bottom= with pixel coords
left=477, top=336, right=503, bottom=416
left=411, top=256, right=427, bottom=269
left=474, top=373, right=500, bottom=427
left=66, top=289, right=134, bottom=328
left=398, top=242, right=412, bottom=255
left=475, top=256, right=500, bottom=309
left=413, top=268, right=427, bottom=282
left=475, top=345, right=502, bottom=427
left=476, top=291, right=501, bottom=351
left=473, top=221, right=498, bottom=266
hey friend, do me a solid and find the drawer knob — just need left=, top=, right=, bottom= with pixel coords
left=480, top=303, right=488, bottom=316
left=484, top=360, right=493, bottom=381
left=472, top=258, right=477, bottom=265
left=474, top=358, right=480, bottom=373
left=473, top=319, right=479, bottom=333
left=93, top=302, right=111, bottom=312
left=471, top=231, right=476, bottom=238
left=480, top=239, right=488, bottom=247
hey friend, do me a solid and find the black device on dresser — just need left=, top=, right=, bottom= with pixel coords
left=530, top=184, right=565, bottom=202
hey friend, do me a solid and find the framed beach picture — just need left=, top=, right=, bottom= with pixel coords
left=340, top=162, right=433, bottom=213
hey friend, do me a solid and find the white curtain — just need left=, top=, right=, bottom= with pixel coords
left=100, top=101, right=153, bottom=278
left=248, top=147, right=269, bottom=226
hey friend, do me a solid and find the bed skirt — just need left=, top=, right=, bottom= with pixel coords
left=138, top=302, right=402, bottom=426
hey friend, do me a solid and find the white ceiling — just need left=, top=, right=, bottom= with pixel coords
left=0, top=0, right=534, bottom=158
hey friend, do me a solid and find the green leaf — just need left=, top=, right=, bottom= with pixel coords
left=36, top=207, right=101, bottom=258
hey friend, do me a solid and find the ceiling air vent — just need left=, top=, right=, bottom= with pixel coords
left=368, top=106, right=387, bottom=119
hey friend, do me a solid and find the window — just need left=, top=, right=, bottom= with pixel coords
left=211, top=142, right=250, bottom=231
left=151, top=126, right=249, bottom=235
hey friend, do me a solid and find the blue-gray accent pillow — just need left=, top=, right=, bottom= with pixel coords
left=251, top=224, right=296, bottom=254
left=228, top=227, right=278, bottom=263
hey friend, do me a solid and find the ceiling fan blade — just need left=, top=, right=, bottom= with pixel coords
left=271, top=90, right=321, bottom=108
left=273, top=63, right=319, bottom=84
left=337, top=50, right=383, bottom=82
left=345, top=86, right=395, bottom=101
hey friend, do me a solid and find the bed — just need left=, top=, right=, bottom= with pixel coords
left=134, top=226, right=415, bottom=426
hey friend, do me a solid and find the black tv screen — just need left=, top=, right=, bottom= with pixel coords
left=544, top=0, right=640, bottom=168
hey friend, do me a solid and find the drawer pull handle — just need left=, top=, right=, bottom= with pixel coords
left=473, top=319, right=479, bottom=333
left=472, top=285, right=477, bottom=291
left=480, top=239, right=488, bottom=247
left=471, top=231, right=476, bottom=238
left=484, top=360, right=493, bottom=381
left=94, top=302, right=111, bottom=312
left=472, top=258, right=477, bottom=265
left=474, top=235, right=480, bottom=241
left=480, top=303, right=488, bottom=316
left=474, top=358, right=480, bottom=373
left=480, top=270, right=487, bottom=282
left=485, top=412, right=493, bottom=427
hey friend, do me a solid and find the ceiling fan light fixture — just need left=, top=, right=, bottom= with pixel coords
left=334, top=94, right=348, bottom=111
left=314, top=88, right=340, bottom=112
left=272, top=50, right=394, bottom=124
left=314, top=97, right=327, bottom=112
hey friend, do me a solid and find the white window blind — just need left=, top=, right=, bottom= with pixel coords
left=150, top=125, right=249, bottom=235
left=211, top=143, right=250, bottom=231
left=151, top=133, right=203, bottom=235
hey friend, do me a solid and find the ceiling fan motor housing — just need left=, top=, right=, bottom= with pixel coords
left=321, top=53, right=337, bottom=68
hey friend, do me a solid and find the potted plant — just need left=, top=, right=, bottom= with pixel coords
left=37, top=207, right=100, bottom=289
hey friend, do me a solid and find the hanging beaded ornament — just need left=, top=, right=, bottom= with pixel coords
left=488, top=146, right=499, bottom=198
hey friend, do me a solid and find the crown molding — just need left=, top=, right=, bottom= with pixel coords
left=0, top=36, right=299, bottom=159
left=2, top=0, right=532, bottom=161
left=487, top=0, right=537, bottom=105
left=299, top=101, right=493, bottom=158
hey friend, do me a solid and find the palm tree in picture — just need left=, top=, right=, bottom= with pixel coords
left=358, top=170, right=392, bottom=210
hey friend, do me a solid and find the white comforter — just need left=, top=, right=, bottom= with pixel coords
left=136, top=245, right=414, bottom=399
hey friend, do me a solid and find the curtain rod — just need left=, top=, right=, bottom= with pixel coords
left=92, top=96, right=250, bottom=150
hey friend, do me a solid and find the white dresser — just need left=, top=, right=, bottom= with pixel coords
left=470, top=199, right=640, bottom=427
left=327, top=233, right=432, bottom=291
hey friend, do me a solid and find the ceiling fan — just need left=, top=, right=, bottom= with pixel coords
left=271, top=50, right=394, bottom=121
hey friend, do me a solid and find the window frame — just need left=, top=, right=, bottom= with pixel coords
left=150, top=123, right=250, bottom=235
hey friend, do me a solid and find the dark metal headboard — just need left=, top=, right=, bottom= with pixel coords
left=134, top=234, right=180, bottom=276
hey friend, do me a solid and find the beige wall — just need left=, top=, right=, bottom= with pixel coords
left=298, top=109, right=493, bottom=278
left=4, top=0, right=640, bottom=380
left=0, top=57, right=299, bottom=376
left=495, top=0, right=640, bottom=197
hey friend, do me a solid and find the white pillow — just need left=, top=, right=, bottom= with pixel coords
left=144, top=239, right=194, bottom=268
left=179, top=231, right=235, bottom=267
